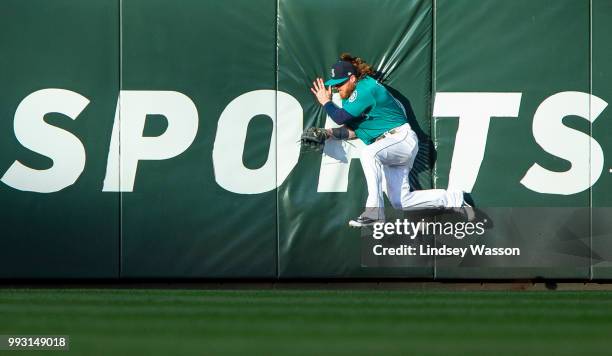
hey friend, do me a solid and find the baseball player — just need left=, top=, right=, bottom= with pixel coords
left=310, top=53, right=468, bottom=227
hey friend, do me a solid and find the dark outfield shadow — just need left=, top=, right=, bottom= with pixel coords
left=379, top=83, right=436, bottom=192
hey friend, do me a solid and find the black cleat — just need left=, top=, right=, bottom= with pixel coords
left=348, top=216, right=383, bottom=228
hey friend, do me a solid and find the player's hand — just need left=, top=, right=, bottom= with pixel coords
left=310, top=77, right=331, bottom=106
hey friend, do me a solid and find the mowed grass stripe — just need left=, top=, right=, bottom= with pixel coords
left=5, top=314, right=612, bottom=339
left=2, top=303, right=612, bottom=322
left=1, top=289, right=611, bottom=355
left=3, top=289, right=612, bottom=304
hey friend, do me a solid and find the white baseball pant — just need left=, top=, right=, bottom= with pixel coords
left=359, top=123, right=464, bottom=220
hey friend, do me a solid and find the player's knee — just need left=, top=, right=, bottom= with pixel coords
left=389, top=197, right=402, bottom=210
left=387, top=191, right=404, bottom=209
left=397, top=191, right=418, bottom=209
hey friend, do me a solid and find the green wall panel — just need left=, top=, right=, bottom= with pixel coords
left=434, top=0, right=590, bottom=278
left=0, top=0, right=120, bottom=277
left=0, top=0, right=608, bottom=280
left=590, top=0, right=612, bottom=279
left=277, top=0, right=435, bottom=278
left=120, top=0, right=277, bottom=277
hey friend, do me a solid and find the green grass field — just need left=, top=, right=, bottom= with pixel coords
left=2, top=288, right=612, bottom=355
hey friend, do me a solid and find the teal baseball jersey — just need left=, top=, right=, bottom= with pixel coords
left=342, top=76, right=408, bottom=144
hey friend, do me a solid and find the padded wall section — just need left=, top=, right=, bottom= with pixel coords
left=434, top=0, right=591, bottom=278
left=591, top=0, right=612, bottom=278
left=277, top=0, right=435, bottom=278
left=120, top=0, right=277, bottom=277
left=0, top=0, right=120, bottom=277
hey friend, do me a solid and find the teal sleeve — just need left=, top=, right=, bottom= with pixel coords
left=342, top=89, right=375, bottom=117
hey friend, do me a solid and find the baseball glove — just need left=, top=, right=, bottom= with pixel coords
left=300, top=127, right=329, bottom=152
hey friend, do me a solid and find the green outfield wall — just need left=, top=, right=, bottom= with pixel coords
left=0, top=0, right=610, bottom=279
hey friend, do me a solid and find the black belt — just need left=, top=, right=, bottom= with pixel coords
left=375, top=128, right=398, bottom=142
